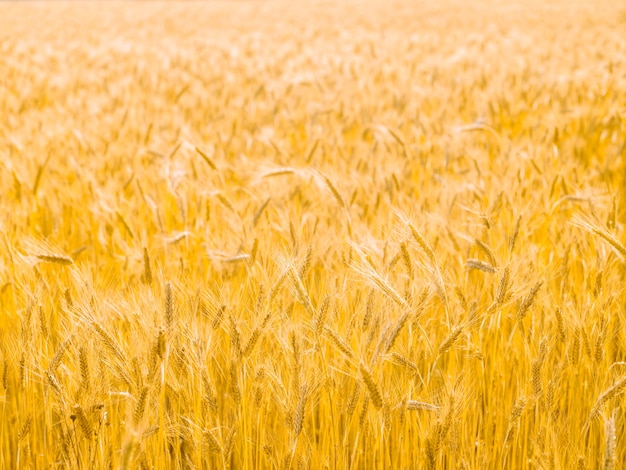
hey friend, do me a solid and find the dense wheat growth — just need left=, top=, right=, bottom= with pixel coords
left=1, top=0, right=626, bottom=468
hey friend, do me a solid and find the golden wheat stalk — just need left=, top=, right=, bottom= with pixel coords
left=406, top=400, right=439, bottom=411
left=36, top=253, right=73, bottom=265
left=588, top=376, right=626, bottom=422
left=475, top=239, right=498, bottom=268
left=360, top=363, right=383, bottom=409
left=350, top=243, right=409, bottom=309
left=293, top=383, right=308, bottom=437
left=466, top=258, right=496, bottom=273
left=517, top=281, right=543, bottom=320
left=571, top=217, right=626, bottom=260
left=323, top=326, right=354, bottom=359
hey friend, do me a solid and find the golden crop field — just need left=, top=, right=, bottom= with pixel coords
left=1, top=0, right=625, bottom=468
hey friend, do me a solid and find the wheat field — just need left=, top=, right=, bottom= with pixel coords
left=1, top=0, right=625, bottom=468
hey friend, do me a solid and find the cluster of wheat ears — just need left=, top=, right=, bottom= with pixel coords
left=1, top=0, right=625, bottom=469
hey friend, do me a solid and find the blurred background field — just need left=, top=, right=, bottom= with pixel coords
left=1, top=1, right=626, bottom=469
